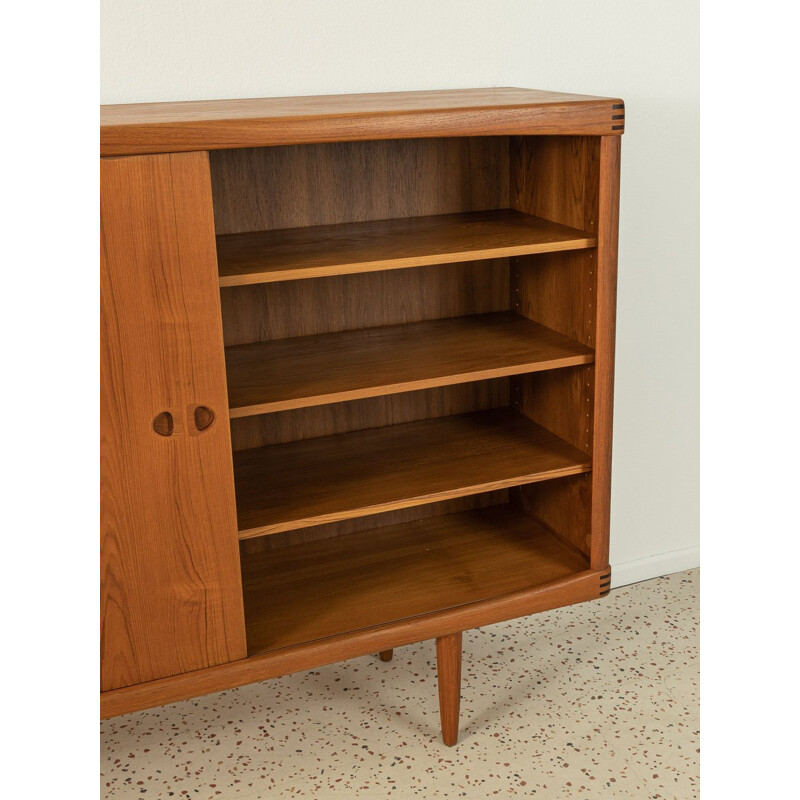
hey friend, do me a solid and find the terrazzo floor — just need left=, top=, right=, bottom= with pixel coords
left=101, top=568, right=699, bottom=799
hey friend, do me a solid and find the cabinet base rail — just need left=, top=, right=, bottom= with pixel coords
left=101, top=568, right=609, bottom=742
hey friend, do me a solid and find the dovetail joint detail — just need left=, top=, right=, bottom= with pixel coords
left=599, top=570, right=612, bottom=597
left=610, top=103, right=625, bottom=132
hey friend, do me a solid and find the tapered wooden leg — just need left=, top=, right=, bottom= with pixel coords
left=436, top=632, right=462, bottom=746
left=379, top=649, right=393, bottom=662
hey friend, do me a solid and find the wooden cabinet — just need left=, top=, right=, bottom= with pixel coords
left=100, top=88, right=622, bottom=745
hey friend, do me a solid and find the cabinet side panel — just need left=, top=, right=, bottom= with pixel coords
left=510, top=136, right=600, bottom=350
left=509, top=135, right=608, bottom=566
left=101, top=152, right=247, bottom=692
left=590, top=136, right=620, bottom=570
left=511, top=477, right=592, bottom=559
left=510, top=135, right=599, bottom=233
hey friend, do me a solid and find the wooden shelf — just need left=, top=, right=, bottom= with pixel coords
left=216, top=209, right=596, bottom=286
left=242, top=504, right=589, bottom=655
left=233, top=408, right=591, bottom=538
left=225, top=312, right=594, bottom=417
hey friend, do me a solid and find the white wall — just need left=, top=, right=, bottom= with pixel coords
left=101, top=0, right=699, bottom=586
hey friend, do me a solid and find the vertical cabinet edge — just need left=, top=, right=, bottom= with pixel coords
left=590, top=136, right=621, bottom=571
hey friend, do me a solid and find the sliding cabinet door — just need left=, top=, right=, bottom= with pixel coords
left=101, top=152, right=246, bottom=692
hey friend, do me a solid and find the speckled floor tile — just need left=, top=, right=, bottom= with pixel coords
left=101, top=569, right=698, bottom=799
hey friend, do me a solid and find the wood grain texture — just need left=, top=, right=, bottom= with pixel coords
left=590, top=137, right=621, bottom=571
left=511, top=136, right=600, bottom=234
left=219, top=260, right=510, bottom=346
left=229, top=380, right=508, bottom=452
left=239, top=491, right=509, bottom=555
left=233, top=408, right=592, bottom=538
left=513, top=367, right=594, bottom=455
left=100, top=87, right=625, bottom=155
left=510, top=136, right=600, bottom=348
left=509, top=134, right=604, bottom=570
left=217, top=210, right=595, bottom=286
left=512, top=476, right=593, bottom=559
left=101, top=568, right=607, bottom=719
left=225, top=312, right=594, bottom=416
left=436, top=632, right=463, bottom=746
left=98, top=93, right=623, bottom=724
left=210, top=137, right=509, bottom=235
left=100, top=152, right=247, bottom=692
left=241, top=505, right=589, bottom=654
left=512, top=250, right=597, bottom=348
left=379, top=650, right=394, bottom=662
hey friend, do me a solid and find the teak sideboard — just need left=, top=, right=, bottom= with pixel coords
left=100, top=87, right=622, bottom=745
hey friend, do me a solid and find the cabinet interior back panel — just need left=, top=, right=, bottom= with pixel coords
left=239, top=490, right=510, bottom=555
left=208, top=137, right=510, bottom=234
left=229, top=379, right=509, bottom=451
left=220, top=259, right=510, bottom=346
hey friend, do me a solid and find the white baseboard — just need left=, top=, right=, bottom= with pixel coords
left=611, top=545, right=700, bottom=588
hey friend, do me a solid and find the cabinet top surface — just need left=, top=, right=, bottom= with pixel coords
left=100, top=87, right=624, bottom=156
